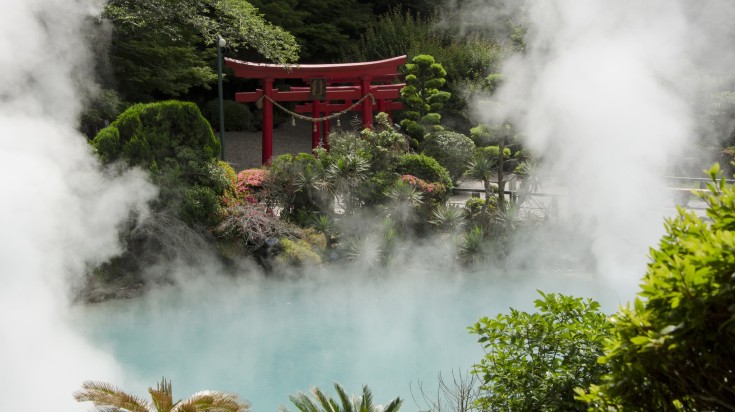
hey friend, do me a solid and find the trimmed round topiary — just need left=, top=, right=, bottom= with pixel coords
left=394, top=153, right=453, bottom=194
left=92, top=100, right=220, bottom=168
left=421, top=130, right=475, bottom=182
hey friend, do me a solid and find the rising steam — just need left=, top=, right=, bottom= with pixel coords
left=0, top=0, right=155, bottom=410
left=4, top=0, right=735, bottom=410
left=466, top=0, right=735, bottom=295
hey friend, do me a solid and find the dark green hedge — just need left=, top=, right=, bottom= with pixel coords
left=93, top=100, right=220, bottom=168
left=202, top=99, right=256, bottom=132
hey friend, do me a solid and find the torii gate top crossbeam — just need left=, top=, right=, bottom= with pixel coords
left=225, top=55, right=406, bottom=80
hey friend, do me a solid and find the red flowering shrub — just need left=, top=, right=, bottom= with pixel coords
left=235, top=168, right=269, bottom=204
left=400, top=174, right=446, bottom=203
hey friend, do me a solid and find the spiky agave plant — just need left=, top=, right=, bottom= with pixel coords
left=430, top=203, right=466, bottom=233
left=281, top=383, right=402, bottom=412
left=73, top=377, right=250, bottom=412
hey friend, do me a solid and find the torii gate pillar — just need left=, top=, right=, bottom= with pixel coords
left=361, top=76, right=373, bottom=129
left=262, top=78, right=274, bottom=164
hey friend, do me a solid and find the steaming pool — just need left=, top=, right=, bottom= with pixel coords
left=72, top=271, right=618, bottom=411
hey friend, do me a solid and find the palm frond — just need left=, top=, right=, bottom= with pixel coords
left=334, top=383, right=354, bottom=412
left=382, top=397, right=403, bottom=412
left=172, top=390, right=250, bottom=412
left=288, top=392, right=320, bottom=412
left=312, top=387, right=337, bottom=412
left=73, top=381, right=150, bottom=412
left=149, top=378, right=174, bottom=411
left=359, top=385, right=374, bottom=412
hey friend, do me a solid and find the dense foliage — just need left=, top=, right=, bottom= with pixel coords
left=101, top=0, right=300, bottom=101
left=91, top=101, right=237, bottom=282
left=577, top=164, right=735, bottom=411
left=203, top=99, right=257, bottom=132
left=247, top=0, right=373, bottom=63
left=470, top=292, right=612, bottom=412
left=347, top=8, right=505, bottom=132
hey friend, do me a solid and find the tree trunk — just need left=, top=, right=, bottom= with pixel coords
left=482, top=179, right=491, bottom=215
left=497, top=134, right=506, bottom=211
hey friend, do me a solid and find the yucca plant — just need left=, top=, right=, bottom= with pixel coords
left=458, top=226, right=486, bottom=266
left=281, top=383, right=402, bottom=412
left=464, top=153, right=498, bottom=215
left=326, top=154, right=370, bottom=214
left=513, top=158, right=541, bottom=207
left=384, top=180, right=424, bottom=230
left=344, top=234, right=383, bottom=268
left=74, top=377, right=250, bottom=412
left=430, top=204, right=466, bottom=233
left=296, top=163, right=332, bottom=213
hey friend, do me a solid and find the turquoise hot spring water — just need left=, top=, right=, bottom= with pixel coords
left=71, top=270, right=618, bottom=412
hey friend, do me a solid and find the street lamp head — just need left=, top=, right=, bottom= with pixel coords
left=217, top=36, right=226, bottom=48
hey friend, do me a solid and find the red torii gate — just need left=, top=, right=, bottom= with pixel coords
left=225, top=55, right=407, bottom=164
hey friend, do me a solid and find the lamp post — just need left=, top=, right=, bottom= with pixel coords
left=217, top=35, right=226, bottom=160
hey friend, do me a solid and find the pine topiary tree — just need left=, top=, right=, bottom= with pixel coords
left=399, top=54, right=451, bottom=143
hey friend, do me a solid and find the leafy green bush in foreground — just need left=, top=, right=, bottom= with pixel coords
left=577, top=164, right=735, bottom=411
left=470, top=291, right=611, bottom=411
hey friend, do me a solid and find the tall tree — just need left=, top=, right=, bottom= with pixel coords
left=248, top=0, right=374, bottom=62
left=101, top=0, right=300, bottom=101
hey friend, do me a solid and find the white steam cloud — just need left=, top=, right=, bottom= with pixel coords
left=0, top=0, right=155, bottom=410
left=468, top=0, right=735, bottom=295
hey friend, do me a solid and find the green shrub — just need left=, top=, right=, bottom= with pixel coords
left=355, top=170, right=399, bottom=206
left=181, top=185, right=220, bottom=227
left=276, top=237, right=323, bottom=266
left=90, top=101, right=234, bottom=281
left=395, top=153, right=453, bottom=193
left=470, top=292, right=612, bottom=411
left=93, top=100, right=219, bottom=167
left=421, top=130, right=475, bottom=182
left=464, top=196, right=497, bottom=228
left=329, top=113, right=410, bottom=173
left=203, top=99, right=256, bottom=132
left=265, top=153, right=327, bottom=218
